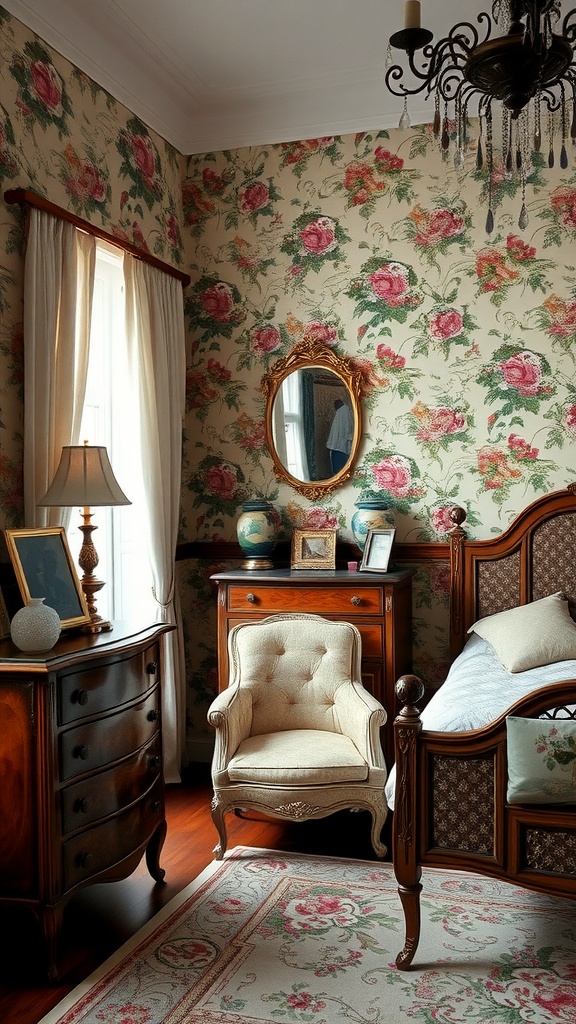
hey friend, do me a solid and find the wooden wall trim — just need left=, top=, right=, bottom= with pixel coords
left=175, top=539, right=450, bottom=563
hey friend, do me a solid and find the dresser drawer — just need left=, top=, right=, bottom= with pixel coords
left=59, top=687, right=160, bottom=781
left=59, top=643, right=160, bottom=725
left=61, top=733, right=161, bottom=834
left=63, top=780, right=163, bottom=890
left=227, top=585, right=383, bottom=615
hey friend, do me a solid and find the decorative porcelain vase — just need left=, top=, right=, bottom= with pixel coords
left=10, top=597, right=61, bottom=652
left=236, top=499, right=280, bottom=570
left=351, top=495, right=393, bottom=552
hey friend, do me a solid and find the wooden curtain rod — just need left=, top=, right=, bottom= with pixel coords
left=4, top=188, right=191, bottom=287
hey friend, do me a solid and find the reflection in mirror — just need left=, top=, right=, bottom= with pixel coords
left=262, top=338, right=364, bottom=500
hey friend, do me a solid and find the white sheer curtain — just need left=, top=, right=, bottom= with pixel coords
left=123, top=256, right=187, bottom=783
left=23, top=208, right=95, bottom=527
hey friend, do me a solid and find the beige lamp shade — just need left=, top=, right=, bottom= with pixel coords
left=38, top=445, right=131, bottom=508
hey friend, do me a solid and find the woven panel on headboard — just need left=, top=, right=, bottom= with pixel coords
left=531, top=512, right=576, bottom=608
left=476, top=549, right=521, bottom=619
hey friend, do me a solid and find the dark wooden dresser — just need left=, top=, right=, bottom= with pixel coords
left=0, top=620, right=172, bottom=980
left=210, top=567, right=413, bottom=759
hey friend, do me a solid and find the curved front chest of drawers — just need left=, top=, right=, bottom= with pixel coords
left=0, top=621, right=173, bottom=981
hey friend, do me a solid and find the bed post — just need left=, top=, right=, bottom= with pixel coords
left=392, top=674, right=425, bottom=969
left=448, top=506, right=467, bottom=660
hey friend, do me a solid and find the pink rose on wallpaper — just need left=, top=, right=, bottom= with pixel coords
left=30, top=60, right=62, bottom=111
left=206, top=358, right=231, bottom=381
left=428, top=308, right=464, bottom=341
left=67, top=165, right=106, bottom=202
left=372, top=455, right=413, bottom=497
left=205, top=465, right=239, bottom=500
left=376, top=344, right=405, bottom=369
left=416, top=407, right=466, bottom=441
left=374, top=147, right=403, bottom=171
left=550, top=185, right=576, bottom=229
left=166, top=213, right=181, bottom=248
left=508, top=434, right=538, bottom=459
left=200, top=282, right=236, bottom=322
left=410, top=205, right=464, bottom=246
left=506, top=234, right=536, bottom=261
left=186, top=370, right=218, bottom=408
left=131, top=134, right=156, bottom=181
left=499, top=351, right=543, bottom=396
left=239, top=181, right=270, bottom=212
left=304, top=321, right=338, bottom=346
left=300, top=216, right=337, bottom=255
left=564, top=405, right=576, bottom=436
left=430, top=506, right=456, bottom=534
left=303, top=508, right=337, bottom=530
left=250, top=325, right=282, bottom=353
left=369, top=262, right=410, bottom=306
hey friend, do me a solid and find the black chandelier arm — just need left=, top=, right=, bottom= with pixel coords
left=385, top=18, right=489, bottom=99
left=562, top=9, right=576, bottom=40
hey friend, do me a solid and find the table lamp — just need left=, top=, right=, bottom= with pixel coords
left=38, top=441, right=131, bottom=633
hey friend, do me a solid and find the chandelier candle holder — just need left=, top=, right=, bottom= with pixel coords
left=38, top=442, right=131, bottom=633
left=386, top=1, right=576, bottom=232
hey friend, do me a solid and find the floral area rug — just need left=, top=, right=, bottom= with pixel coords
left=40, top=846, right=576, bottom=1024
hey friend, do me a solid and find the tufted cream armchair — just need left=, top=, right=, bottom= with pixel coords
left=207, top=613, right=388, bottom=859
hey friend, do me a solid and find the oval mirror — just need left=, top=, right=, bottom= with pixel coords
left=261, top=338, right=364, bottom=499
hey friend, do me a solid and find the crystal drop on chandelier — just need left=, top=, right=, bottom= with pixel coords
left=518, top=203, right=529, bottom=230
left=398, top=96, right=411, bottom=131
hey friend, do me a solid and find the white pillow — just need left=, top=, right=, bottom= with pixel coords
left=468, top=592, right=576, bottom=673
left=507, top=716, right=576, bottom=804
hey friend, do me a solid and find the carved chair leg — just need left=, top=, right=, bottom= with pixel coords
left=395, top=881, right=423, bottom=970
left=369, top=806, right=388, bottom=859
left=210, top=795, right=228, bottom=860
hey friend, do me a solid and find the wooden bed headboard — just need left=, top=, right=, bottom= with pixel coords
left=448, top=483, right=576, bottom=659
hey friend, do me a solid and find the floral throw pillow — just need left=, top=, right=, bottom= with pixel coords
left=506, top=716, right=576, bottom=804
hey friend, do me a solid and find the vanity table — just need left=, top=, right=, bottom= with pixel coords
left=211, top=567, right=413, bottom=759
left=0, top=620, right=172, bottom=980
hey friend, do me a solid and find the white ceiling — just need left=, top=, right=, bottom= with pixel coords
left=2, top=1, right=573, bottom=155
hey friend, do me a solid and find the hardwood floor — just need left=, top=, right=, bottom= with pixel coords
left=0, top=763, right=390, bottom=1024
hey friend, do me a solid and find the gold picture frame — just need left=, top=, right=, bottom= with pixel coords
left=290, top=528, right=337, bottom=570
left=3, top=527, right=90, bottom=630
left=359, top=528, right=396, bottom=573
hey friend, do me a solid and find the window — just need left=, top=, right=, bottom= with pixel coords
left=67, top=242, right=155, bottom=624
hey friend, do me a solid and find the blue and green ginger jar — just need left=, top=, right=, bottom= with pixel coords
left=351, top=496, right=392, bottom=551
left=236, top=499, right=280, bottom=569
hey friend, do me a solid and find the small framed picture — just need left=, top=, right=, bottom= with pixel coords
left=291, top=528, right=337, bottom=570
left=359, top=528, right=396, bottom=573
left=3, top=527, right=91, bottom=630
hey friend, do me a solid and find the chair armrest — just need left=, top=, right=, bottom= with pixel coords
left=334, top=682, right=387, bottom=770
left=207, top=686, right=253, bottom=771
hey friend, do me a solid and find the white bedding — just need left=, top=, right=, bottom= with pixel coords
left=385, top=633, right=576, bottom=810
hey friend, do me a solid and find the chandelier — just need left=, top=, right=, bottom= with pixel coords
left=385, top=1, right=576, bottom=232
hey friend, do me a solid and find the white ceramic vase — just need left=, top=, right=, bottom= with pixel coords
left=10, top=597, right=62, bottom=652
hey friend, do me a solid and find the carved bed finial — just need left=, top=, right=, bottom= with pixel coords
left=449, top=505, right=467, bottom=530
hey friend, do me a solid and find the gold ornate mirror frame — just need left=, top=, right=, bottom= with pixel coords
left=261, top=337, right=364, bottom=500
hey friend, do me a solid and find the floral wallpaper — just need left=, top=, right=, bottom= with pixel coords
left=1, top=6, right=576, bottom=761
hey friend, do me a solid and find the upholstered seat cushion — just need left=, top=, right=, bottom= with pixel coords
left=226, top=728, right=370, bottom=784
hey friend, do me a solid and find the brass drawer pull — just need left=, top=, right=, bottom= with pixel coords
left=146, top=661, right=158, bottom=675
left=351, top=596, right=361, bottom=606
left=73, top=744, right=90, bottom=760
left=148, top=755, right=161, bottom=771
left=147, top=708, right=160, bottom=722
left=74, top=797, right=89, bottom=814
left=72, top=688, right=89, bottom=706
left=246, top=592, right=256, bottom=603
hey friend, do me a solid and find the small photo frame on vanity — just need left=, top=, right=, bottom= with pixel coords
left=3, top=527, right=91, bottom=630
left=359, top=528, right=396, bottom=573
left=291, top=528, right=337, bottom=570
